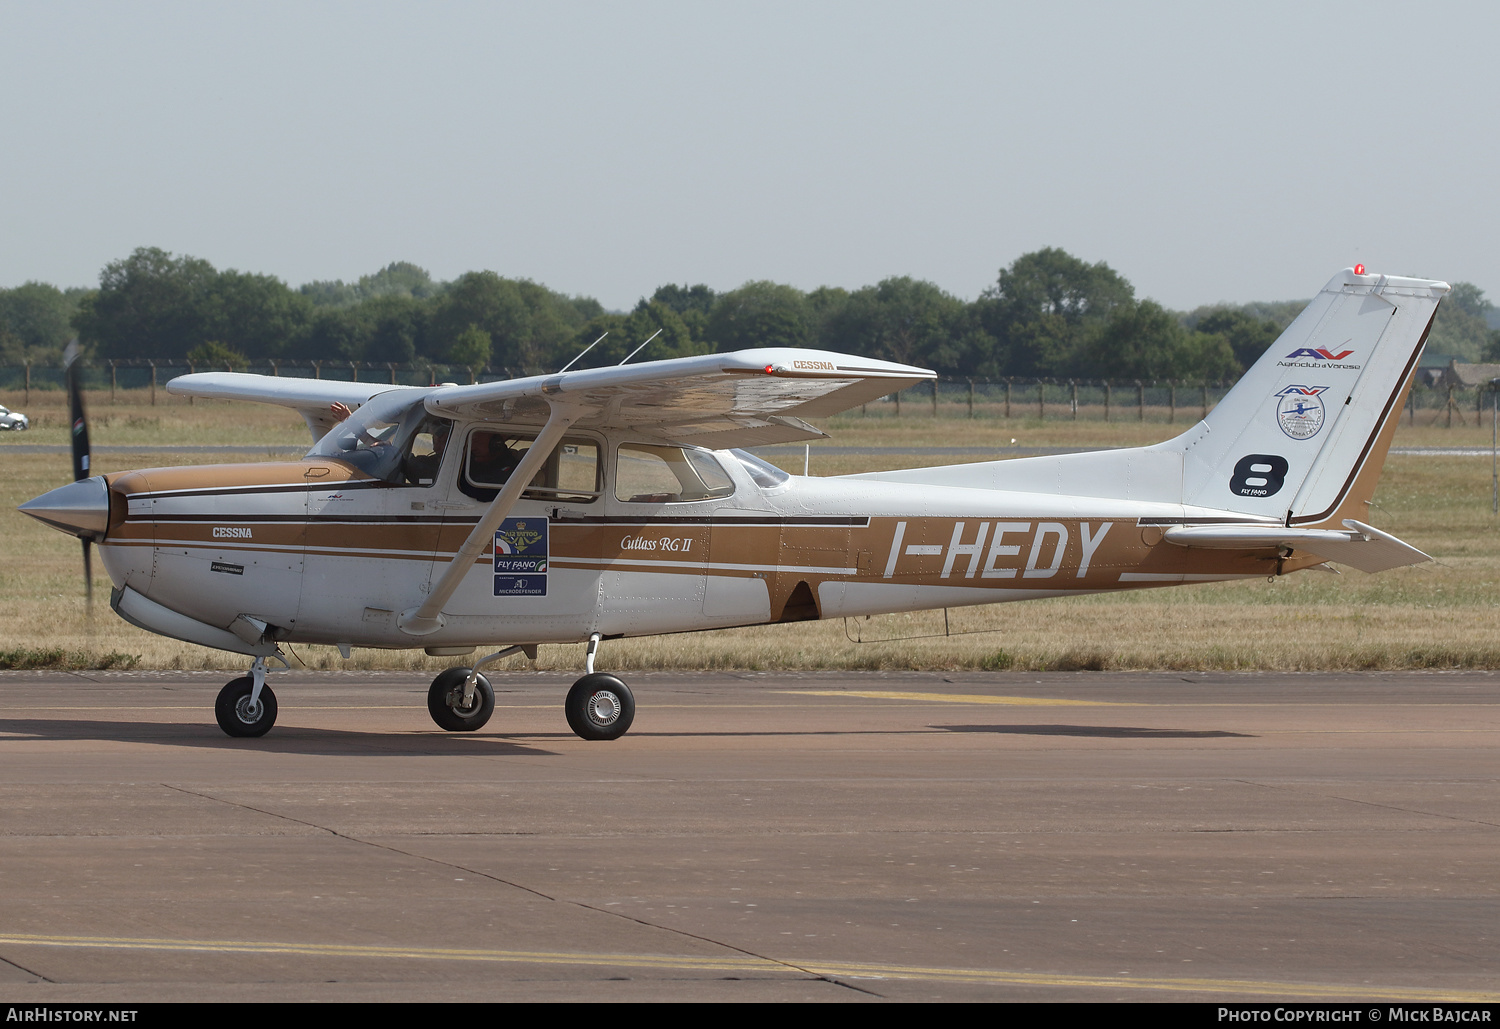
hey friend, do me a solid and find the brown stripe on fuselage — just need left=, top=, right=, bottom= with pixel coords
left=107, top=461, right=1282, bottom=606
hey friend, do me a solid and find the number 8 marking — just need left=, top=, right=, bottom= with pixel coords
left=1230, top=454, right=1289, bottom=497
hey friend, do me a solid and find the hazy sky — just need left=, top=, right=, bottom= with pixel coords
left=3, top=1, right=1495, bottom=311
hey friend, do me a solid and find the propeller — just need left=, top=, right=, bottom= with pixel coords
left=63, top=340, right=93, bottom=607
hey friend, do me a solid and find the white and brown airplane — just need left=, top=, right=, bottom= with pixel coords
left=20, top=268, right=1447, bottom=740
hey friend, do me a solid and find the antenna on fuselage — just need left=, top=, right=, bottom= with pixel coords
left=558, top=332, right=608, bottom=374
left=619, top=328, right=663, bottom=366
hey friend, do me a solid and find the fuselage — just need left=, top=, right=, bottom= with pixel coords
left=94, top=424, right=1278, bottom=652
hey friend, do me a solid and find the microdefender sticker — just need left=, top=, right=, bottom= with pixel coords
left=494, top=517, right=548, bottom=596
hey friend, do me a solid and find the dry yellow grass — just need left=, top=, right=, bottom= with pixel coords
left=2, top=396, right=1497, bottom=673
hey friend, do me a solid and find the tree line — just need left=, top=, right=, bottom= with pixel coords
left=3, top=246, right=1496, bottom=382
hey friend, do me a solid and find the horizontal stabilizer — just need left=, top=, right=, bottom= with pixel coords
left=1163, top=518, right=1430, bottom=573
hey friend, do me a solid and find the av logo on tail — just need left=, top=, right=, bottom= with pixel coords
left=1284, top=347, right=1354, bottom=360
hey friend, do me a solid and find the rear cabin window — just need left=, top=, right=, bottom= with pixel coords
left=615, top=444, right=735, bottom=503
left=460, top=431, right=601, bottom=503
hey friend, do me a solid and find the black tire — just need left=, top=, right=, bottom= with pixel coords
left=215, top=677, right=278, bottom=738
left=427, top=667, right=495, bottom=731
left=565, top=674, right=635, bottom=741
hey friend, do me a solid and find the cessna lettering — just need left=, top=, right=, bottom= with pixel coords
left=20, top=268, right=1446, bottom=742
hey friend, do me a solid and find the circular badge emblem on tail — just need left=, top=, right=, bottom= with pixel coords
left=1277, top=392, right=1326, bottom=440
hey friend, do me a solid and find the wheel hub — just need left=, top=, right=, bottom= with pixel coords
left=588, top=691, right=620, bottom=726
left=235, top=697, right=262, bottom=724
left=447, top=687, right=481, bottom=715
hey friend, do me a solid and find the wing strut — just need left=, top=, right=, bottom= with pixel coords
left=399, top=403, right=581, bottom=636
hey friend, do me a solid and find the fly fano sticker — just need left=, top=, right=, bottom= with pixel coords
left=494, top=517, right=548, bottom=596
left=1230, top=455, right=1289, bottom=498
left=1275, top=385, right=1329, bottom=440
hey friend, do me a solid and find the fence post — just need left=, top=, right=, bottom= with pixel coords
left=1038, top=381, right=1045, bottom=420
left=1169, top=382, right=1176, bottom=424
left=388, top=362, right=396, bottom=385
left=24, top=361, right=31, bottom=406
left=1137, top=381, right=1144, bottom=421
left=967, top=379, right=974, bottom=418
left=109, top=360, right=117, bottom=404
left=1104, top=381, right=1111, bottom=422
left=931, top=379, right=938, bottom=416
left=1004, top=379, right=1011, bottom=418
left=1201, top=383, right=1208, bottom=419
left=186, top=362, right=195, bottom=405
left=894, top=389, right=901, bottom=417
left=1447, top=385, right=1454, bottom=428
left=149, top=362, right=156, bottom=406
left=1070, top=380, right=1078, bottom=420
left=351, top=361, right=358, bottom=382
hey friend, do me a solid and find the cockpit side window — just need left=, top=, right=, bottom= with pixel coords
left=459, top=430, right=601, bottom=503
left=615, top=443, right=735, bottom=503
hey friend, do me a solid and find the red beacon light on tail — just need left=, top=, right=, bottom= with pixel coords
left=1354, top=264, right=1366, bottom=276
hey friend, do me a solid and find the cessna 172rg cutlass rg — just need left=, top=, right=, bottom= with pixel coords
left=20, top=268, right=1446, bottom=740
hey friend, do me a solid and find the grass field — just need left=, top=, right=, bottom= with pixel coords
left=2, top=391, right=1497, bottom=674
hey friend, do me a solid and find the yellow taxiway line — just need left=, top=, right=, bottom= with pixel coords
left=779, top=690, right=1140, bottom=706
left=0, top=932, right=1491, bottom=1001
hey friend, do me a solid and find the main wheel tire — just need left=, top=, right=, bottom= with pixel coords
left=427, top=668, right=495, bottom=731
left=214, top=677, right=278, bottom=738
left=565, top=674, right=635, bottom=741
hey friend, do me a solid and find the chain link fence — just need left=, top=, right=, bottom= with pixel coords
left=0, top=362, right=1493, bottom=428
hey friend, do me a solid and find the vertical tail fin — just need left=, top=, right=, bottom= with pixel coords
left=1159, top=268, right=1448, bottom=526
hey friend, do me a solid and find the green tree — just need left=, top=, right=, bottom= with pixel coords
left=706, top=281, right=814, bottom=351
left=186, top=341, right=249, bottom=370
left=73, top=247, right=218, bottom=359
left=306, top=304, right=376, bottom=361
left=1428, top=282, right=1496, bottom=362
left=822, top=277, right=968, bottom=372
left=1081, top=300, right=1238, bottom=382
left=357, top=261, right=440, bottom=301
left=364, top=293, right=424, bottom=364
left=449, top=324, right=493, bottom=377
left=651, top=284, right=717, bottom=343
left=0, top=281, right=83, bottom=363
left=203, top=270, right=312, bottom=359
left=977, top=248, right=1134, bottom=377
left=1191, top=308, right=1283, bottom=371
left=563, top=301, right=707, bottom=371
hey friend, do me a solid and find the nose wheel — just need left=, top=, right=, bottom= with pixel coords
left=215, top=676, right=278, bottom=737
left=565, top=674, right=635, bottom=741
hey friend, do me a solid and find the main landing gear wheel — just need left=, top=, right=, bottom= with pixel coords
left=215, top=676, right=278, bottom=738
left=428, top=667, right=495, bottom=732
left=565, top=674, right=635, bottom=741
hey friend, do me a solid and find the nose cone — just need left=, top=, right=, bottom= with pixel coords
left=19, top=476, right=111, bottom=540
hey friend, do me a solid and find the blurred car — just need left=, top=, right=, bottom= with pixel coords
left=0, top=405, right=29, bottom=430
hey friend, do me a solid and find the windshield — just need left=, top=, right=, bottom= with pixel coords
left=306, top=388, right=448, bottom=484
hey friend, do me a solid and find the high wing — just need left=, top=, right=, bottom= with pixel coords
left=166, top=374, right=415, bottom=441
left=422, top=348, right=934, bottom=448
